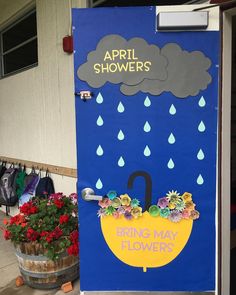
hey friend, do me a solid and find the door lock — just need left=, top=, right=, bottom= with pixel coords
left=81, top=188, right=103, bottom=201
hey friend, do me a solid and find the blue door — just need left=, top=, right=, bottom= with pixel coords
left=73, top=6, right=220, bottom=292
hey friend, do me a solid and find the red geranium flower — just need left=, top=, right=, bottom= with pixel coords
left=54, top=199, right=64, bottom=209
left=59, top=214, right=69, bottom=224
left=67, top=243, right=78, bottom=256
left=10, top=214, right=26, bottom=225
left=26, top=228, right=39, bottom=241
left=70, top=230, right=79, bottom=244
left=20, top=202, right=38, bottom=215
left=3, top=230, right=11, bottom=240
left=40, top=231, right=49, bottom=237
left=52, top=227, right=63, bottom=239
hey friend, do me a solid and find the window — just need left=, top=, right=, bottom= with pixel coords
left=0, top=10, right=38, bottom=78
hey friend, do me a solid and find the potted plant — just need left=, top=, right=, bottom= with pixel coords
left=3, top=192, right=79, bottom=289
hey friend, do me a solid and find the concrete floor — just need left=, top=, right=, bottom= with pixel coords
left=0, top=211, right=80, bottom=295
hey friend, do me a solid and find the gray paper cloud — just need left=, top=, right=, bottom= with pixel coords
left=77, top=35, right=212, bottom=98
left=121, top=43, right=212, bottom=98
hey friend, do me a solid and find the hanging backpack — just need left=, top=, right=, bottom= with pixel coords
left=19, top=170, right=40, bottom=206
left=0, top=162, right=7, bottom=179
left=15, top=165, right=27, bottom=199
left=0, top=166, right=19, bottom=207
left=35, top=170, right=55, bottom=198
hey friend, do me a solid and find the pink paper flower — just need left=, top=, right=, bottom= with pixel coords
left=98, top=198, right=111, bottom=208
left=157, top=197, right=169, bottom=209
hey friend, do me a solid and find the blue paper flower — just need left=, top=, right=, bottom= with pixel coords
left=130, top=198, right=140, bottom=208
left=107, top=190, right=117, bottom=200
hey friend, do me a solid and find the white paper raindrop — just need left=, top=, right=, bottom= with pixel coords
left=96, top=145, right=103, bottom=156
left=143, top=121, right=151, bottom=132
left=144, top=96, right=151, bottom=107
left=144, top=145, right=151, bottom=157
left=118, top=156, right=125, bottom=167
left=96, top=115, right=104, bottom=126
left=96, top=178, right=103, bottom=189
left=197, top=149, right=204, bottom=160
left=117, top=102, right=125, bottom=113
left=198, top=96, right=206, bottom=107
left=169, top=104, right=176, bottom=115
left=168, top=133, right=175, bottom=144
left=117, top=130, right=125, bottom=140
left=197, top=174, right=204, bottom=185
left=167, top=158, right=175, bottom=169
left=96, top=93, right=103, bottom=104
left=198, top=121, right=206, bottom=132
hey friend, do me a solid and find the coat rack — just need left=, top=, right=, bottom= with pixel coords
left=0, top=156, right=77, bottom=178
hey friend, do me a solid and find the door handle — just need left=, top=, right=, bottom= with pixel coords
left=81, top=188, right=103, bottom=201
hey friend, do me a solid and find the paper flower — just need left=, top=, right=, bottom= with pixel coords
left=107, top=190, right=118, bottom=200
left=185, top=201, right=195, bottom=210
left=189, top=210, right=200, bottom=220
left=148, top=205, right=160, bottom=217
left=175, top=199, right=185, bottom=211
left=182, top=192, right=192, bottom=202
left=166, top=190, right=180, bottom=203
left=125, top=206, right=132, bottom=212
left=98, top=198, right=111, bottom=208
left=157, top=197, right=169, bottom=209
left=120, top=194, right=131, bottom=206
left=97, top=208, right=106, bottom=217
left=168, top=210, right=182, bottom=223
left=168, top=202, right=176, bottom=209
left=111, top=197, right=121, bottom=208
left=130, top=198, right=140, bottom=208
left=117, top=206, right=126, bottom=215
left=160, top=207, right=170, bottom=218
left=181, top=209, right=191, bottom=219
left=131, top=206, right=142, bottom=219
left=105, top=206, right=116, bottom=215
left=124, top=211, right=133, bottom=220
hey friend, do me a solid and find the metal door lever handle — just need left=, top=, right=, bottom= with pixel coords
left=81, top=188, right=103, bottom=201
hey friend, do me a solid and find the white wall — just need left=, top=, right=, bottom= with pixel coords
left=0, top=0, right=87, bottom=214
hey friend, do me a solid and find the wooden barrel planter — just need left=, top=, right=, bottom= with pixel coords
left=14, top=243, right=79, bottom=289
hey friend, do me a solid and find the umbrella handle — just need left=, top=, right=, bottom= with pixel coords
left=127, top=171, right=152, bottom=211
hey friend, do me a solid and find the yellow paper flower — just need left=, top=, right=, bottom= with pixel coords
left=120, top=194, right=131, bottom=206
left=168, top=202, right=176, bottom=209
left=182, top=192, right=192, bottom=203
left=131, top=206, right=142, bottom=219
left=185, top=201, right=195, bottom=210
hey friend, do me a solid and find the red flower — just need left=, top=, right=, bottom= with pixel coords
left=70, top=230, right=78, bottom=244
left=67, top=243, right=78, bottom=256
left=3, top=230, right=11, bottom=240
left=40, top=231, right=49, bottom=237
left=54, top=199, right=64, bottom=209
left=30, top=206, right=38, bottom=214
left=26, top=228, right=39, bottom=241
left=52, top=227, right=63, bottom=239
left=10, top=214, right=26, bottom=225
left=46, top=234, right=53, bottom=243
left=59, top=215, right=69, bottom=224
left=20, top=202, right=38, bottom=215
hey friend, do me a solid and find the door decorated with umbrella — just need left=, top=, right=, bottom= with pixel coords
left=73, top=6, right=220, bottom=292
